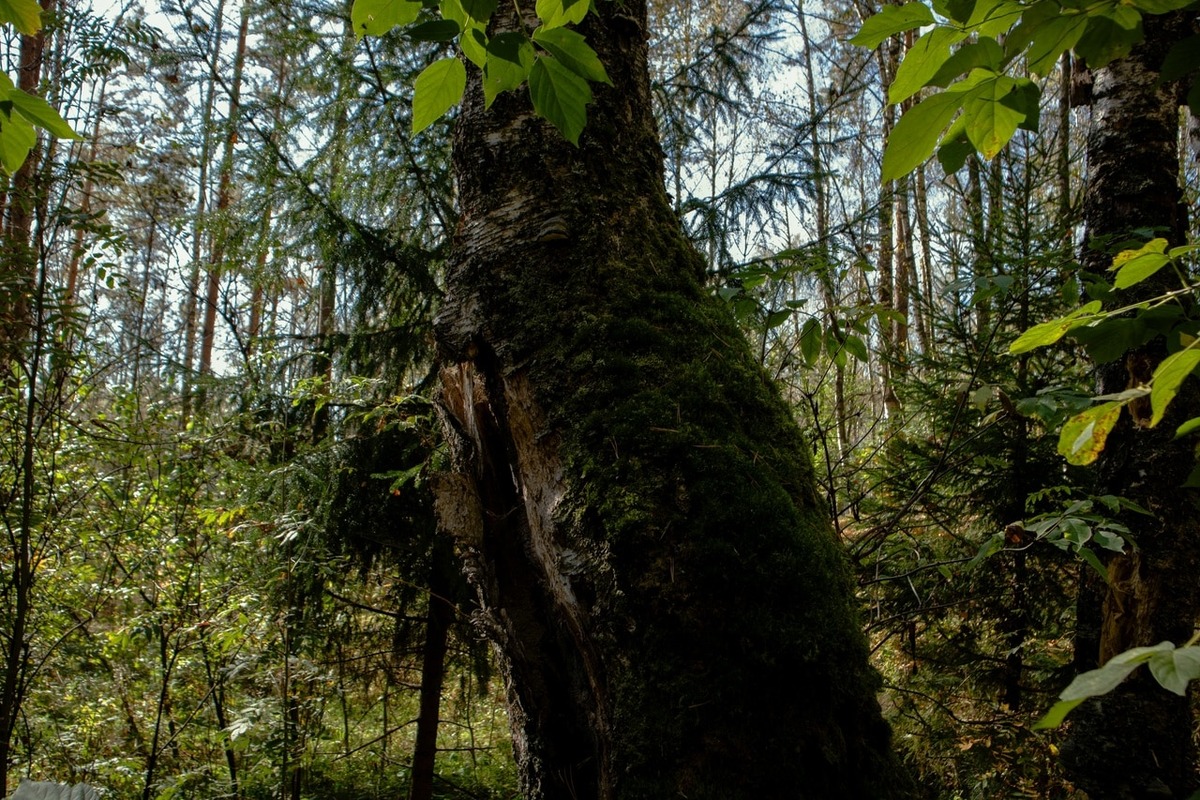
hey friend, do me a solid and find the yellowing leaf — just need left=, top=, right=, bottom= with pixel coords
left=1058, top=401, right=1123, bottom=465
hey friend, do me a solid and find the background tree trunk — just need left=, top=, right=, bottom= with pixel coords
left=432, top=3, right=911, bottom=798
left=1060, top=13, right=1200, bottom=799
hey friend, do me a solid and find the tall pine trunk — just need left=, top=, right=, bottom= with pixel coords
left=431, top=3, right=910, bottom=797
left=1060, top=13, right=1200, bottom=799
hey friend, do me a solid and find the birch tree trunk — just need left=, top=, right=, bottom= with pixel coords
left=431, top=3, right=911, bottom=798
left=1060, top=13, right=1200, bottom=798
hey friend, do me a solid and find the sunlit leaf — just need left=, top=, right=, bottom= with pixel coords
left=889, top=26, right=966, bottom=103
left=351, top=0, right=422, bottom=37
left=1149, top=346, right=1200, bottom=427
left=882, top=91, right=964, bottom=182
left=535, top=0, right=589, bottom=30
left=412, top=57, right=466, bottom=135
left=1009, top=300, right=1103, bottom=354
left=0, top=0, right=41, bottom=34
left=0, top=111, right=37, bottom=173
left=1058, top=401, right=1123, bottom=465
left=849, top=2, right=935, bottom=49
left=961, top=75, right=1022, bottom=158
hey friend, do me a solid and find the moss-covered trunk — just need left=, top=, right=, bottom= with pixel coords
left=432, top=3, right=909, bottom=797
left=1059, top=14, right=1200, bottom=799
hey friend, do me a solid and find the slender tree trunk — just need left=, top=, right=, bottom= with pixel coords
left=913, top=165, right=933, bottom=353
left=431, top=4, right=911, bottom=798
left=182, top=0, right=227, bottom=423
left=0, top=0, right=52, bottom=369
left=1060, top=13, right=1200, bottom=799
left=408, top=539, right=456, bottom=800
left=196, top=6, right=249, bottom=414
left=799, top=0, right=848, bottom=458
left=876, top=37, right=899, bottom=418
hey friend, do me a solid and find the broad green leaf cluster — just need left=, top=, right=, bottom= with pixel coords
left=0, top=0, right=82, bottom=172
left=1009, top=239, right=1200, bottom=470
left=350, top=0, right=610, bottom=143
left=851, top=0, right=1198, bottom=181
left=1034, top=635, right=1200, bottom=729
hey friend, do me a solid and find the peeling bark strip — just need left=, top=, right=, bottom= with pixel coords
left=432, top=3, right=911, bottom=798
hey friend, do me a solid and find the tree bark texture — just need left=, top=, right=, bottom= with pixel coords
left=431, top=4, right=909, bottom=798
left=1060, top=14, right=1200, bottom=799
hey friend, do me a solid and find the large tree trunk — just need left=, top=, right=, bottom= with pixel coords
left=431, top=4, right=910, bottom=798
left=1060, top=13, right=1200, bottom=799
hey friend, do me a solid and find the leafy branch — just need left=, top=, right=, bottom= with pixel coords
left=1009, top=239, right=1200, bottom=471
left=1034, top=634, right=1200, bottom=729
left=350, top=0, right=610, bottom=143
left=0, top=0, right=82, bottom=172
left=850, top=0, right=1199, bottom=181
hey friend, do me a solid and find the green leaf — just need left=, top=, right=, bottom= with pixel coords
left=535, top=0, right=589, bottom=30
left=1059, top=642, right=1174, bottom=701
left=938, top=0, right=977, bottom=24
left=968, top=533, right=1003, bottom=569
left=799, top=319, right=822, bottom=365
left=461, top=0, right=496, bottom=20
left=407, top=19, right=461, bottom=41
left=0, top=0, right=41, bottom=34
left=882, top=91, right=964, bottom=182
left=889, top=26, right=966, bottom=103
left=529, top=55, right=592, bottom=145
left=929, top=38, right=1004, bottom=87
left=351, top=0, right=422, bottom=37
left=849, top=2, right=935, bottom=49
left=1033, top=698, right=1084, bottom=730
left=1058, top=401, right=1123, bottom=465
left=1077, top=546, right=1107, bottom=579
left=967, top=0, right=1023, bottom=37
left=0, top=111, right=37, bottom=173
left=483, top=34, right=534, bottom=107
left=533, top=26, right=611, bottom=84
left=1148, top=646, right=1200, bottom=695
left=484, top=54, right=531, bottom=107
left=765, top=309, right=792, bottom=330
left=1160, top=34, right=1200, bottom=82
left=962, top=75, right=1022, bottom=158
left=1175, top=416, right=1200, bottom=438
left=1132, top=0, right=1196, bottom=12
left=1009, top=300, right=1103, bottom=354
left=1111, top=237, right=1171, bottom=289
left=1004, top=79, right=1042, bottom=132
left=1150, top=346, right=1200, bottom=427
left=7, top=89, right=80, bottom=140
left=844, top=334, right=869, bottom=362
left=1025, top=13, right=1089, bottom=75
left=412, top=57, right=466, bottom=135
left=1075, top=7, right=1143, bottom=69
